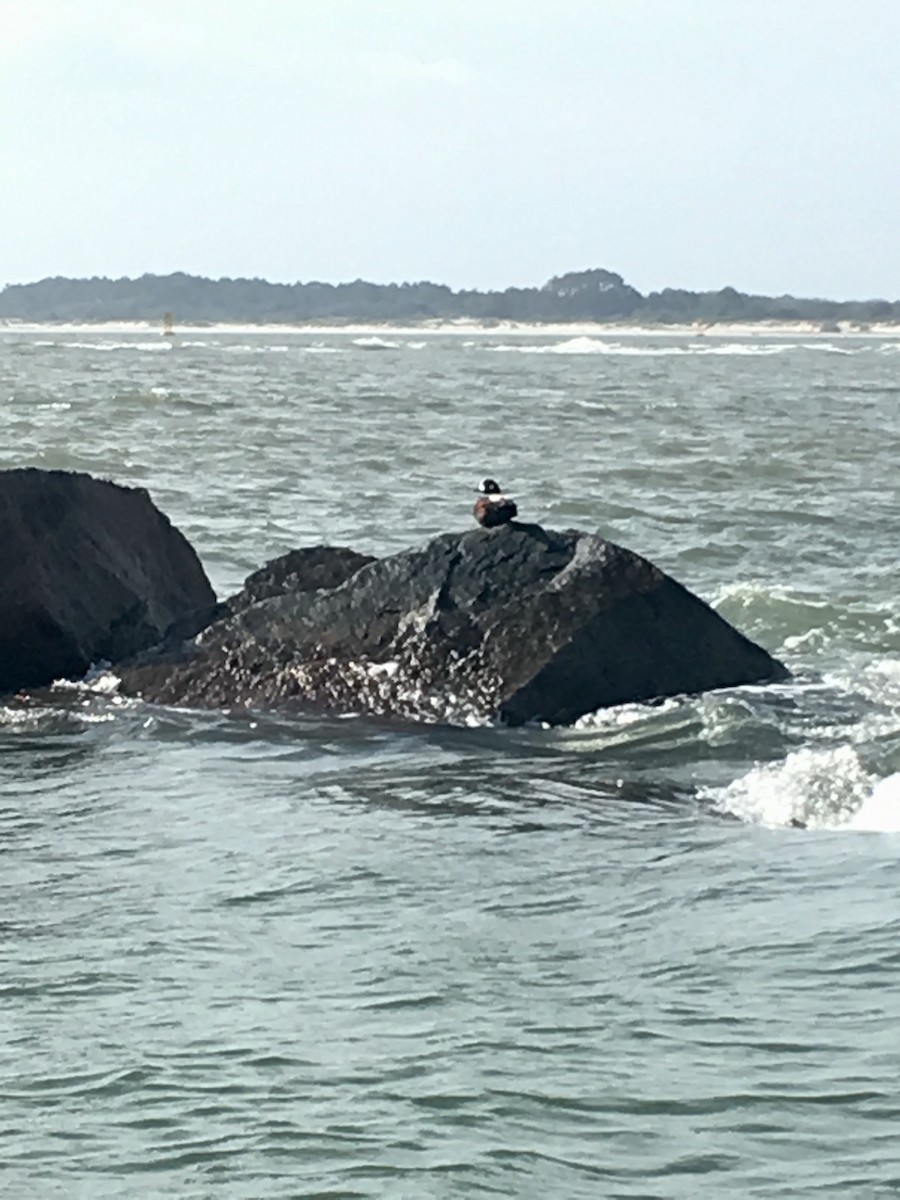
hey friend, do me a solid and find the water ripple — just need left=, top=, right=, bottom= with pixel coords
left=1, top=328, right=899, bottom=1197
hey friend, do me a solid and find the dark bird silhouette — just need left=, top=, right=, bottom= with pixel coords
left=473, top=477, right=518, bottom=527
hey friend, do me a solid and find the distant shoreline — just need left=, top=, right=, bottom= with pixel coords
left=5, top=269, right=898, bottom=328
left=2, top=317, right=900, bottom=338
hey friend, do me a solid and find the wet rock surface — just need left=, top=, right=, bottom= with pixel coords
left=0, top=468, right=216, bottom=693
left=225, top=546, right=376, bottom=616
left=119, top=522, right=788, bottom=726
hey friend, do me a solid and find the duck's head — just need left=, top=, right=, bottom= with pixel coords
left=476, top=478, right=502, bottom=495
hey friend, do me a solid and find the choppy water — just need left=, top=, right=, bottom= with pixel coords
left=1, top=326, right=899, bottom=1198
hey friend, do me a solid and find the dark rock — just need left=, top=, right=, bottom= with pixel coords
left=0, top=468, right=216, bottom=693
left=118, top=522, right=788, bottom=726
left=226, top=546, right=375, bottom=616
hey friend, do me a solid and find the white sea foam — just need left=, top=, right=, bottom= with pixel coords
left=2, top=663, right=124, bottom=730
left=571, top=696, right=682, bottom=730
left=7, top=317, right=900, bottom=339
left=487, top=337, right=672, bottom=356
left=482, top=336, right=869, bottom=359
left=0, top=703, right=117, bottom=730
left=352, top=335, right=400, bottom=350
left=552, top=697, right=698, bottom=751
left=20, top=330, right=864, bottom=357
left=848, top=773, right=900, bottom=831
left=697, top=342, right=786, bottom=355
left=484, top=338, right=817, bottom=358
left=705, top=745, right=899, bottom=830
left=545, top=336, right=622, bottom=355
left=51, top=667, right=122, bottom=696
left=55, top=340, right=172, bottom=352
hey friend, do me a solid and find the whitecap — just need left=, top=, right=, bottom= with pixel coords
left=352, top=336, right=400, bottom=350
left=61, top=340, right=172, bottom=352
left=799, top=342, right=854, bottom=354
left=849, top=773, right=900, bottom=831
left=696, top=342, right=787, bottom=356
left=484, top=338, right=795, bottom=357
left=703, top=745, right=893, bottom=830
left=547, top=336, right=617, bottom=355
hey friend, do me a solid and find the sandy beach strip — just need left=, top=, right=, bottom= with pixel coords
left=2, top=318, right=899, bottom=338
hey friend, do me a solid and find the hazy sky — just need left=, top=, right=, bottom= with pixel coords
left=3, top=0, right=900, bottom=297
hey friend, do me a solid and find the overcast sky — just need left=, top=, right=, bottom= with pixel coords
left=3, top=0, right=899, bottom=297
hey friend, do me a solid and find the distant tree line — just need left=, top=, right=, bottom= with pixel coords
left=0, top=268, right=897, bottom=324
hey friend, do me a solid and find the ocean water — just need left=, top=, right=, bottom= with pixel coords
left=1, top=326, right=899, bottom=1198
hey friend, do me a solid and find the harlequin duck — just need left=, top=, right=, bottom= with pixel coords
left=473, top=478, right=518, bottom=527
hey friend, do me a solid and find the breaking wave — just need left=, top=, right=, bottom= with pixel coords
left=703, top=747, right=900, bottom=831
left=485, top=338, right=858, bottom=357
left=352, top=335, right=401, bottom=350
left=33, top=340, right=173, bottom=352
